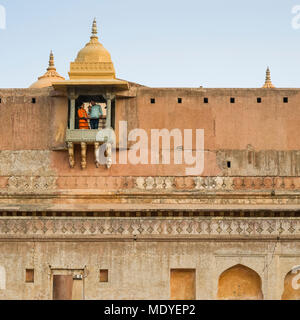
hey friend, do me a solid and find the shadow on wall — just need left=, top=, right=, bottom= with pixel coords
left=217, top=264, right=263, bottom=300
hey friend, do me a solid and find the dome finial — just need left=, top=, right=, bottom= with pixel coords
left=262, top=66, right=275, bottom=88
left=48, top=50, right=55, bottom=70
left=29, top=51, right=65, bottom=88
left=91, top=18, right=98, bottom=39
left=69, top=19, right=117, bottom=80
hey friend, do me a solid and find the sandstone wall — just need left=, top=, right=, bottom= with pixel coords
left=1, top=87, right=300, bottom=300
left=1, top=87, right=300, bottom=179
left=0, top=233, right=299, bottom=300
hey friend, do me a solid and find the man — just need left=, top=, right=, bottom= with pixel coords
left=78, top=104, right=89, bottom=129
left=89, top=100, right=103, bottom=130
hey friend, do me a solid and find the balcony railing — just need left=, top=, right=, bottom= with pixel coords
left=66, top=118, right=107, bottom=143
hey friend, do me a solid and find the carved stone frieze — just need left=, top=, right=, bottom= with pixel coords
left=0, top=217, right=299, bottom=240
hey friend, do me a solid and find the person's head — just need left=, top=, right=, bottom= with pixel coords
left=91, top=100, right=96, bottom=106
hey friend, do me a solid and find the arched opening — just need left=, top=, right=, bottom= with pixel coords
left=74, top=95, right=107, bottom=130
left=281, top=267, right=300, bottom=300
left=217, top=264, right=263, bottom=300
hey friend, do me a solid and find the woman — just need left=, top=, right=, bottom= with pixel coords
left=78, top=104, right=89, bottom=129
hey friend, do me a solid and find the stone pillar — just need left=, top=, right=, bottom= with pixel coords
left=105, top=95, right=112, bottom=128
left=70, top=98, right=76, bottom=130
left=105, top=93, right=115, bottom=129
left=69, top=89, right=77, bottom=130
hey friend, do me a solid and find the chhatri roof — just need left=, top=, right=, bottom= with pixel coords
left=53, top=19, right=128, bottom=90
left=30, top=51, right=65, bottom=88
left=36, top=20, right=275, bottom=91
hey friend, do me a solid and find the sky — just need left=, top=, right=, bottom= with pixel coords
left=0, top=0, right=300, bottom=88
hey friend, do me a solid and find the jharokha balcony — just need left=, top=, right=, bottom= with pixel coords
left=50, top=19, right=128, bottom=169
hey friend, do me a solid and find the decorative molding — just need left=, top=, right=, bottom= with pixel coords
left=6, top=176, right=56, bottom=192
left=0, top=217, right=299, bottom=241
left=0, top=211, right=300, bottom=218
left=55, top=176, right=300, bottom=192
left=70, top=62, right=114, bottom=72
left=2, top=175, right=300, bottom=196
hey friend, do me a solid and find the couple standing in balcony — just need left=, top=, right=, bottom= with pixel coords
left=78, top=100, right=104, bottom=130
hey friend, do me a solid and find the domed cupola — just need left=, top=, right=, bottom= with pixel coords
left=30, top=51, right=65, bottom=88
left=69, top=19, right=116, bottom=80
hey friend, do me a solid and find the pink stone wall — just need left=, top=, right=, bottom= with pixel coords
left=1, top=87, right=300, bottom=179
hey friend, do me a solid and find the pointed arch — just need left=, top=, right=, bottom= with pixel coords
left=217, top=264, right=263, bottom=300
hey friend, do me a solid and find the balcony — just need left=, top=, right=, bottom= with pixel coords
left=66, top=118, right=107, bottom=143
left=66, top=92, right=115, bottom=170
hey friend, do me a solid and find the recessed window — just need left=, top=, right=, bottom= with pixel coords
left=283, top=97, right=288, bottom=103
left=31, top=98, right=36, bottom=104
left=204, top=97, right=209, bottom=104
left=170, top=269, right=196, bottom=300
left=100, top=269, right=108, bottom=282
left=257, top=97, right=262, bottom=103
left=150, top=98, right=155, bottom=104
left=227, top=161, right=231, bottom=168
left=230, top=97, right=235, bottom=104
left=178, top=98, right=182, bottom=104
left=25, top=269, right=34, bottom=283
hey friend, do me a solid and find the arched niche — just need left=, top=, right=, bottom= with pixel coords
left=217, top=264, right=263, bottom=300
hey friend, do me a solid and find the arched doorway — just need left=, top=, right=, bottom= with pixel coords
left=281, top=267, right=300, bottom=300
left=217, top=264, right=263, bottom=300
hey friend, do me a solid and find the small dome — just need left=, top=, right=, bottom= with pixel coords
left=30, top=51, right=65, bottom=88
left=75, top=38, right=112, bottom=64
left=69, top=19, right=116, bottom=80
left=30, top=76, right=64, bottom=89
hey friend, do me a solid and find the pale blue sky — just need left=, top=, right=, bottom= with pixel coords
left=0, top=0, right=300, bottom=88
